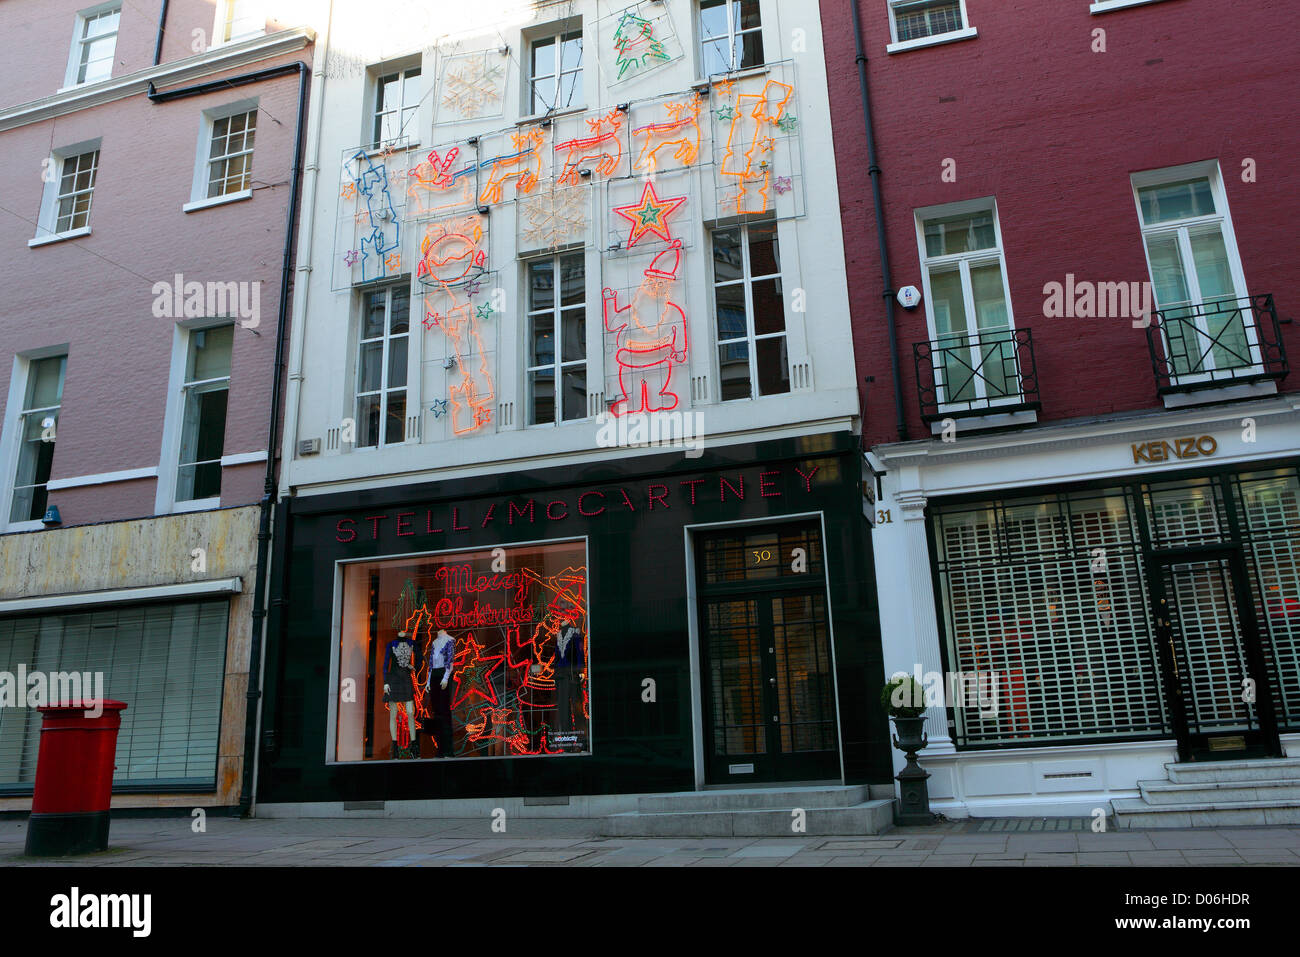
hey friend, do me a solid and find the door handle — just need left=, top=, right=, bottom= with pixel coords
left=769, top=678, right=776, bottom=686
left=772, top=715, right=779, bottom=723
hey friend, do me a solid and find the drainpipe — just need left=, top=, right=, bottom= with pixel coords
left=147, top=61, right=310, bottom=817
left=850, top=0, right=908, bottom=441
left=153, top=0, right=169, bottom=65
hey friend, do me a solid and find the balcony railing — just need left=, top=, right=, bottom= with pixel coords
left=1147, top=293, right=1288, bottom=394
left=913, top=327, right=1041, bottom=422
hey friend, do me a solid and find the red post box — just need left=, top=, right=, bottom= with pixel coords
left=24, top=699, right=128, bottom=857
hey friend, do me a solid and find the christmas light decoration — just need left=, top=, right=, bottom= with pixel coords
left=555, top=110, right=624, bottom=186
left=611, top=9, right=670, bottom=80
left=438, top=52, right=508, bottom=122
left=478, top=127, right=546, bottom=206
left=717, top=79, right=794, bottom=216
left=613, top=180, right=687, bottom=247
left=603, top=240, right=688, bottom=415
left=632, top=96, right=703, bottom=174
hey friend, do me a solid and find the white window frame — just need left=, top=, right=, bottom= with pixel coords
left=61, top=3, right=122, bottom=91
left=698, top=0, right=766, bottom=77
left=1091, top=0, right=1174, bottom=14
left=29, top=139, right=102, bottom=247
left=156, top=320, right=232, bottom=514
left=711, top=218, right=790, bottom=402
left=525, top=252, right=588, bottom=427
left=185, top=99, right=259, bottom=212
left=886, top=0, right=978, bottom=54
left=353, top=281, right=413, bottom=451
left=1, top=348, right=70, bottom=533
left=526, top=22, right=584, bottom=117
left=212, top=0, right=266, bottom=47
left=369, top=63, right=423, bottom=150
left=913, top=197, right=1021, bottom=411
left=1131, top=160, right=1257, bottom=385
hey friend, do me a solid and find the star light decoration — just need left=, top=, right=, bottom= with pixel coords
left=430, top=399, right=449, bottom=418
left=476, top=301, right=495, bottom=321
left=452, top=635, right=504, bottom=709
left=715, top=105, right=736, bottom=122
left=613, top=180, right=687, bottom=248
left=465, top=279, right=484, bottom=299
left=773, top=176, right=793, bottom=195
left=343, top=249, right=359, bottom=267
left=775, top=113, right=799, bottom=134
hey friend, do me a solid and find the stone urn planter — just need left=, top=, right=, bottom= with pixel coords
left=881, top=675, right=934, bottom=826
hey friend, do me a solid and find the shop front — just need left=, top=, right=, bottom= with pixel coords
left=257, top=433, right=891, bottom=808
left=871, top=397, right=1300, bottom=816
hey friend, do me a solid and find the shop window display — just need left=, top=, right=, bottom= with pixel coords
left=336, top=539, right=589, bottom=761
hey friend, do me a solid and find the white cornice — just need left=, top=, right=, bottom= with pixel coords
left=0, top=28, right=314, bottom=133
left=874, top=394, right=1300, bottom=468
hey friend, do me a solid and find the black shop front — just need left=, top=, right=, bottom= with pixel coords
left=256, top=432, right=891, bottom=805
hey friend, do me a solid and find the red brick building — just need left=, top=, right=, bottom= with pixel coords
left=823, top=0, right=1300, bottom=822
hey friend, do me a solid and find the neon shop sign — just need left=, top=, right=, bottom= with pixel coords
left=334, top=463, right=826, bottom=543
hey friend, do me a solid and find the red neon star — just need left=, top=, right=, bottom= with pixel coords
left=451, top=634, right=504, bottom=708
left=613, top=181, right=687, bottom=248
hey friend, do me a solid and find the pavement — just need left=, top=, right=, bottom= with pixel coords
left=3, top=816, right=1300, bottom=866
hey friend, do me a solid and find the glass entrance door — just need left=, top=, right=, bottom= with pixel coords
left=696, top=521, right=839, bottom=784
left=1154, top=550, right=1281, bottom=759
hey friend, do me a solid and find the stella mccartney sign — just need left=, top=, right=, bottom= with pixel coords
left=334, top=463, right=828, bottom=543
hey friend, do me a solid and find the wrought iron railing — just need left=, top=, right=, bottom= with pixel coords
left=1147, top=294, right=1288, bottom=394
left=913, top=327, right=1040, bottom=422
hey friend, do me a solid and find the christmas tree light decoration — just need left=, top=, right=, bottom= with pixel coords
left=632, top=96, right=704, bottom=174
left=613, top=180, right=687, bottom=247
left=611, top=8, right=669, bottom=80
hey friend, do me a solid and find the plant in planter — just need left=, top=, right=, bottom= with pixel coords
left=881, top=673, right=932, bottom=825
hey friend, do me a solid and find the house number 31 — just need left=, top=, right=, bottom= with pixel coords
left=877, top=509, right=893, bottom=524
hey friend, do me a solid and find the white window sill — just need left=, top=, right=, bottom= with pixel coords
left=208, top=31, right=267, bottom=50
left=519, top=105, right=587, bottom=127
left=28, top=226, right=91, bottom=248
left=169, top=496, right=221, bottom=514
left=183, top=189, right=252, bottom=213
left=359, top=141, right=420, bottom=159
left=1091, top=0, right=1171, bottom=13
left=887, top=26, right=978, bottom=55
left=57, top=78, right=112, bottom=95
left=3, top=519, right=49, bottom=534
left=695, top=64, right=771, bottom=88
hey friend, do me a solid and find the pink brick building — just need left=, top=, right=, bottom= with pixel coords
left=823, top=0, right=1300, bottom=822
left=0, top=0, right=315, bottom=812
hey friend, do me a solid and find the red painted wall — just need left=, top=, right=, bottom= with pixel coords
left=820, top=0, right=1299, bottom=446
left=0, top=1, right=309, bottom=524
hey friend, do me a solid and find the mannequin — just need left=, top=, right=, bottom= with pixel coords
left=383, top=630, right=421, bottom=758
left=424, top=628, right=456, bottom=757
left=553, top=617, right=584, bottom=739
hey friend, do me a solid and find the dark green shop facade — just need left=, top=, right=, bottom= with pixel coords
left=257, top=433, right=892, bottom=805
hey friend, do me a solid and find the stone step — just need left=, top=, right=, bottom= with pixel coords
left=601, top=799, right=894, bottom=837
left=1166, top=757, right=1300, bottom=784
left=1138, top=778, right=1300, bottom=805
left=636, top=784, right=871, bottom=814
left=1112, top=797, right=1300, bottom=828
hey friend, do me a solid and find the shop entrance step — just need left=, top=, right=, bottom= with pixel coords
left=1112, top=757, right=1300, bottom=828
left=601, top=785, right=893, bottom=837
